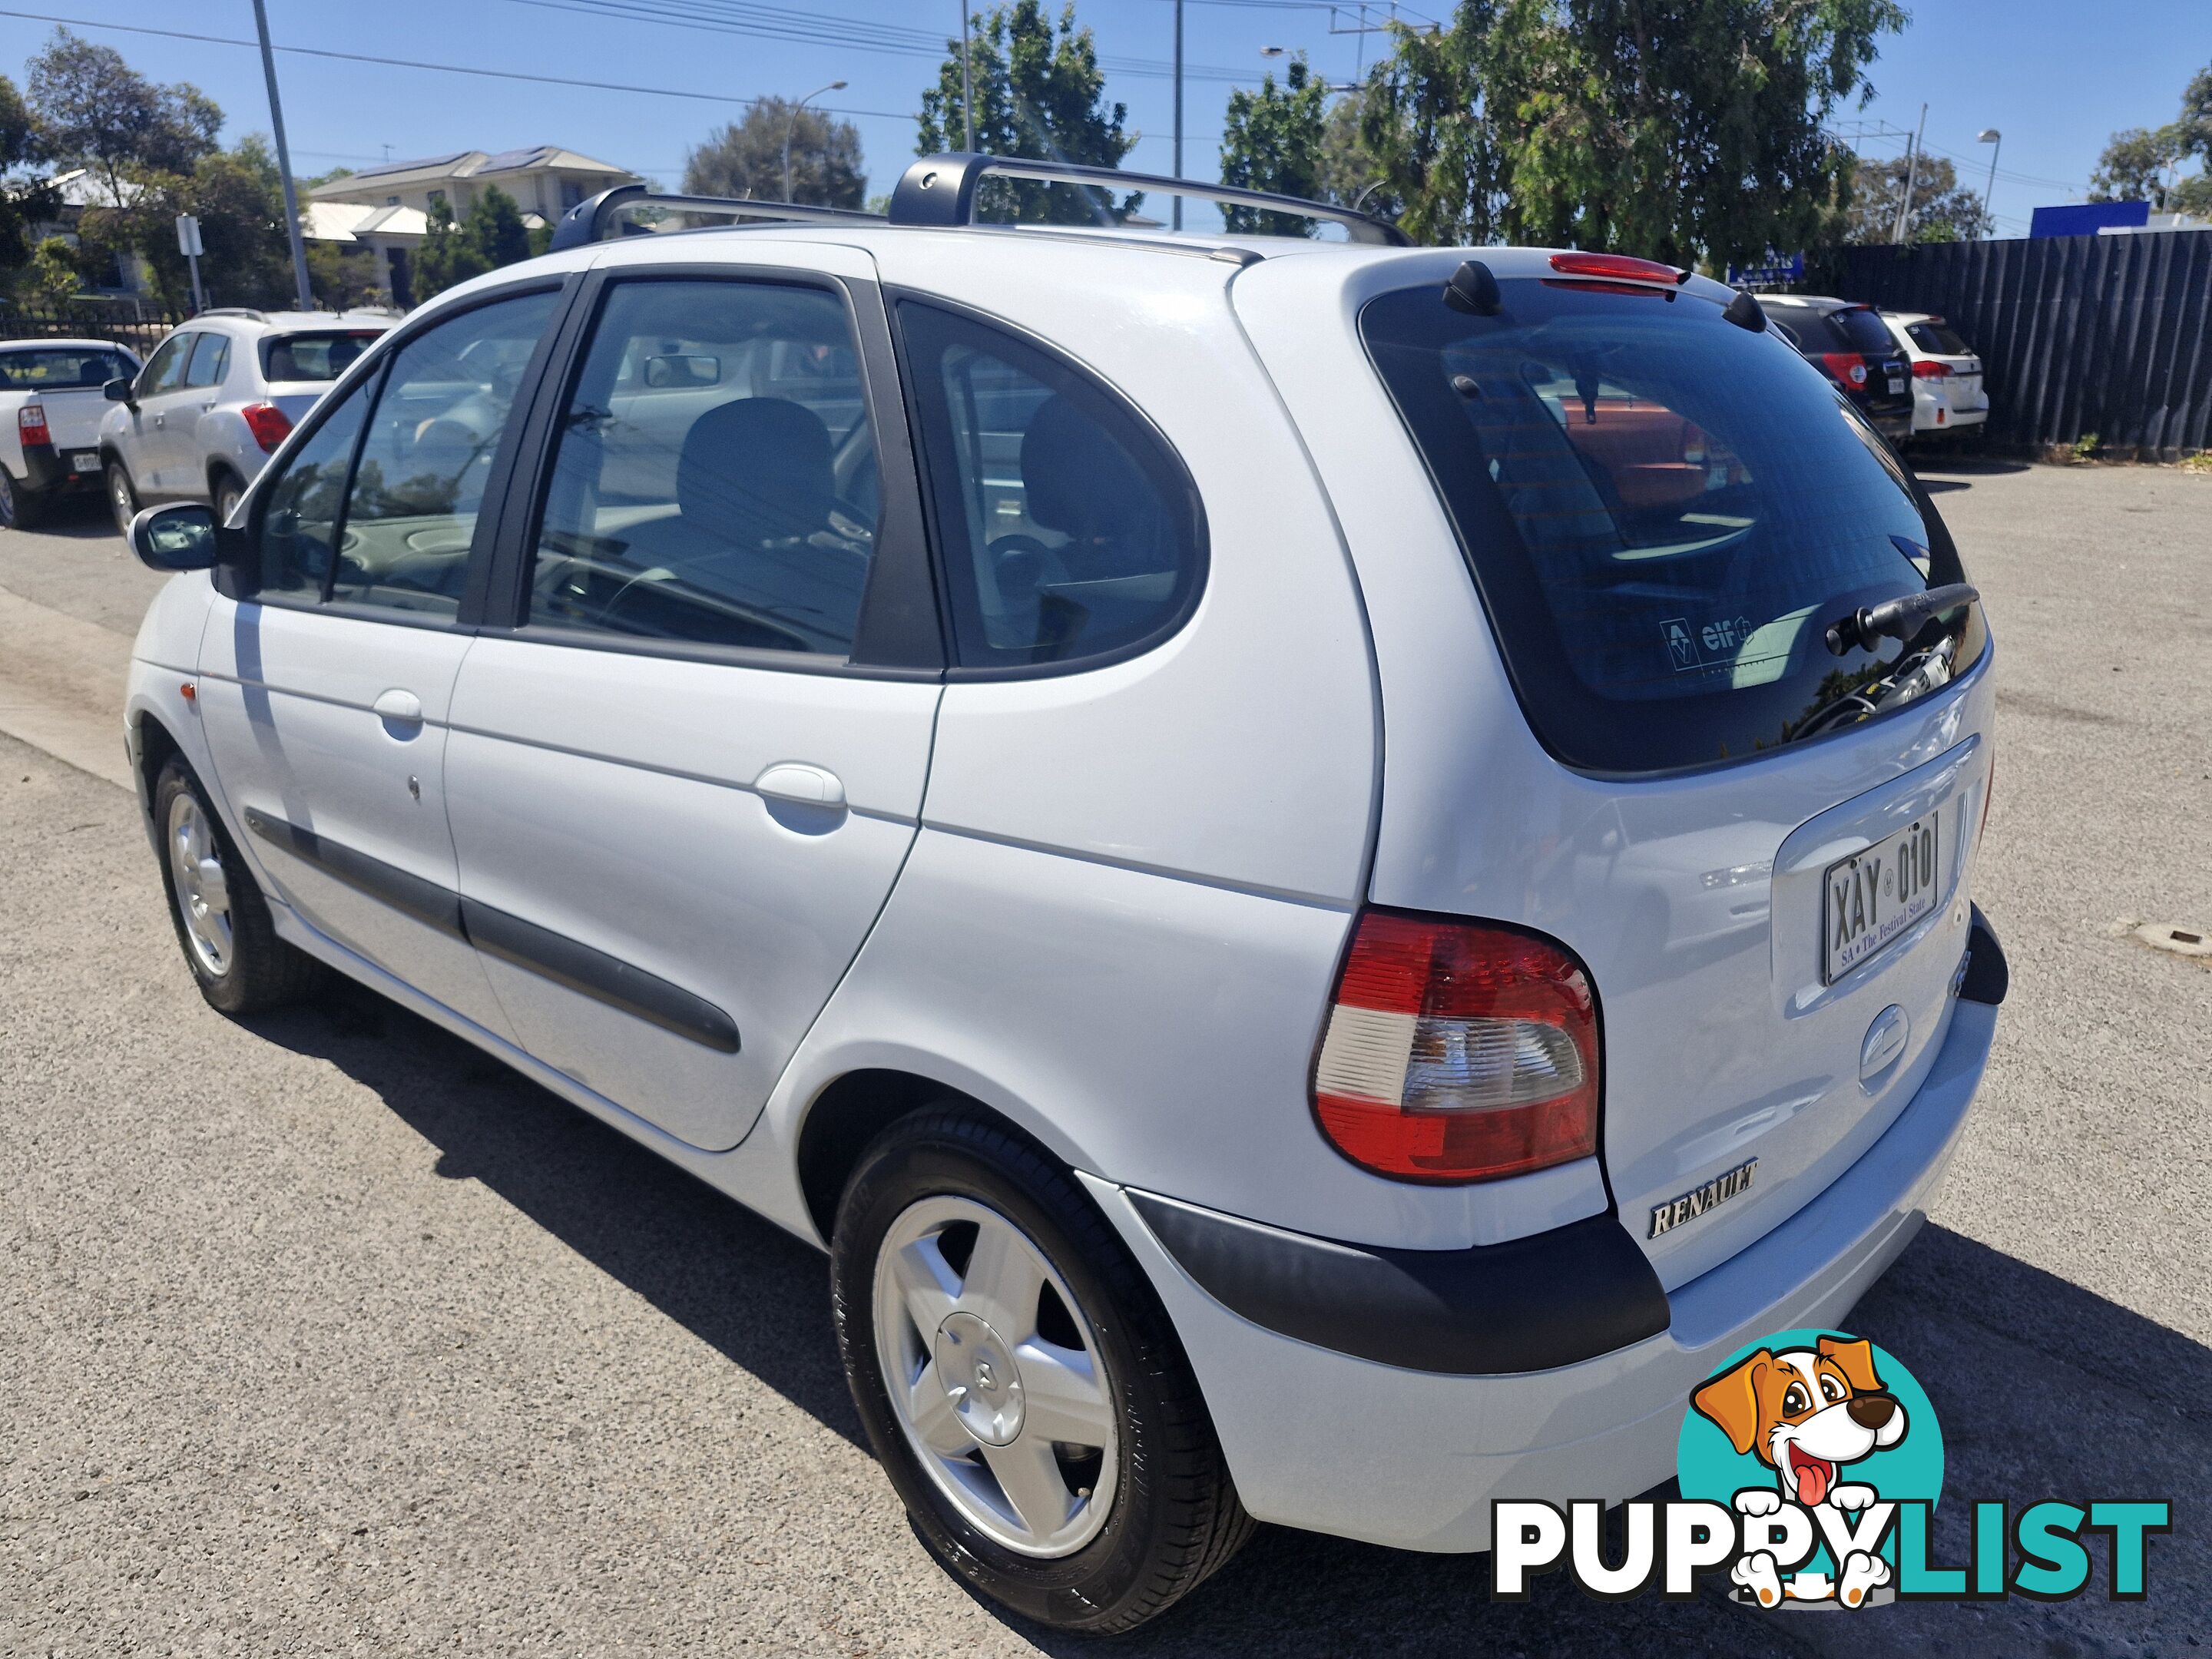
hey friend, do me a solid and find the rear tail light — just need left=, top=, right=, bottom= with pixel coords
left=18, top=402, right=48, bottom=447
left=1312, top=909, right=1600, bottom=1183
left=1820, top=352, right=1869, bottom=388
left=240, top=402, right=293, bottom=452
left=1548, top=251, right=1688, bottom=286
left=1912, top=360, right=1954, bottom=379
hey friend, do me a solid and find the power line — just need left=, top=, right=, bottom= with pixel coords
left=0, top=7, right=917, bottom=120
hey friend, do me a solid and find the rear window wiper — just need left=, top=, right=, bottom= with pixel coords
left=1824, top=582, right=1979, bottom=656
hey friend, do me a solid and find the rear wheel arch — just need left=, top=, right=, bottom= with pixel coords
left=796, top=1070, right=1094, bottom=1247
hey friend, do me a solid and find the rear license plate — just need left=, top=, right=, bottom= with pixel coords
left=69, top=450, right=98, bottom=473
left=1823, top=816, right=1940, bottom=983
left=1887, top=376, right=1906, bottom=396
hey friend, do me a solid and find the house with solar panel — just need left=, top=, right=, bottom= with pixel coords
left=306, top=147, right=640, bottom=306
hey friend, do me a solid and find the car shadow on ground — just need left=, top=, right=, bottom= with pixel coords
left=245, top=977, right=2207, bottom=1657
left=5, top=491, right=117, bottom=537
left=1908, top=454, right=2033, bottom=495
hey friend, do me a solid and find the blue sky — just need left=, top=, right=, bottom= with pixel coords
left=0, top=1, right=2204, bottom=237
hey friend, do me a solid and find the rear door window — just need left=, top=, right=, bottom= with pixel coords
left=1360, top=278, right=1984, bottom=773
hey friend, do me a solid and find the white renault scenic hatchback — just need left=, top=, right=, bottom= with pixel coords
left=122, top=157, right=2003, bottom=1633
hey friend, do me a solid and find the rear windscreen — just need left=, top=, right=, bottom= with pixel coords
left=1827, top=307, right=1899, bottom=356
left=1906, top=321, right=1972, bottom=356
left=260, top=330, right=382, bottom=382
left=1361, top=278, right=1985, bottom=773
left=0, top=347, right=132, bottom=389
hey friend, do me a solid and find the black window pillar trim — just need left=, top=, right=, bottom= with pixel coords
left=474, top=260, right=946, bottom=675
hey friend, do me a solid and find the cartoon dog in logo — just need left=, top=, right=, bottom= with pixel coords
left=1691, top=1335, right=1908, bottom=1608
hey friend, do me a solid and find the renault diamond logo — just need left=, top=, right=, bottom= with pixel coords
left=1662, top=617, right=1699, bottom=671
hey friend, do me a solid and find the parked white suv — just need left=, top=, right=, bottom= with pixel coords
left=0, top=337, right=141, bottom=527
left=120, top=158, right=2004, bottom=1633
left=99, top=308, right=396, bottom=533
left=1880, top=310, right=1991, bottom=439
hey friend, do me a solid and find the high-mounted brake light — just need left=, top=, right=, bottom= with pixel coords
left=1548, top=251, right=1688, bottom=286
left=1912, top=359, right=1953, bottom=379
left=1820, top=351, right=1869, bottom=388
left=1312, top=910, right=1600, bottom=1184
left=18, top=402, right=48, bottom=447
left=240, top=402, right=293, bottom=452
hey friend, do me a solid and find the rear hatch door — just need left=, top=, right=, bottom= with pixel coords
left=1242, top=256, right=1995, bottom=1286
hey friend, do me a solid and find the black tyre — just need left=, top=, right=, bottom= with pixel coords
left=832, top=1109, right=1255, bottom=1634
left=0, top=464, right=46, bottom=528
left=106, top=459, right=138, bottom=537
left=151, top=756, right=325, bottom=1015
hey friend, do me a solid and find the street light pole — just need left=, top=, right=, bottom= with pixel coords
left=1171, top=0, right=1184, bottom=231
left=959, top=4, right=975, bottom=151
left=783, top=80, right=847, bottom=201
left=250, top=0, right=313, bottom=311
left=1978, top=129, right=2002, bottom=239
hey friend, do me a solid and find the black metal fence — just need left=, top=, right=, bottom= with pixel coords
left=0, top=300, right=187, bottom=359
left=1811, top=230, right=2212, bottom=459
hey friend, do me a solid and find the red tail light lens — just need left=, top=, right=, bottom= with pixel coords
left=1820, top=352, right=1869, bottom=388
left=1548, top=251, right=1687, bottom=285
left=1912, top=359, right=1953, bottom=379
left=240, top=402, right=293, bottom=452
left=1312, top=910, right=1600, bottom=1183
left=18, top=402, right=49, bottom=447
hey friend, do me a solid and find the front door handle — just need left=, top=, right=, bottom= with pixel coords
left=753, top=761, right=845, bottom=809
left=373, top=687, right=424, bottom=724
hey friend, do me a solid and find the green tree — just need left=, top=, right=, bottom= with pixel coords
left=917, top=1, right=1137, bottom=225
left=413, top=196, right=490, bottom=301
left=26, top=28, right=218, bottom=208
left=684, top=99, right=865, bottom=206
left=26, top=233, right=81, bottom=303
left=0, top=75, right=58, bottom=275
left=1318, top=94, right=1385, bottom=216
left=412, top=185, right=537, bottom=303
left=74, top=136, right=296, bottom=311
left=1845, top=153, right=1986, bottom=243
left=465, top=184, right=531, bottom=269
left=1218, top=55, right=1331, bottom=235
left=1363, top=0, right=1902, bottom=266
left=2090, top=126, right=2183, bottom=208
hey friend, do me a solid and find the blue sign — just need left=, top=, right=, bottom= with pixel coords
left=1727, top=252, right=1805, bottom=286
left=2029, top=201, right=2150, bottom=238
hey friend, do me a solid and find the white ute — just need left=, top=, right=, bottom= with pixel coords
left=0, top=337, right=141, bottom=527
left=119, top=157, right=2005, bottom=1633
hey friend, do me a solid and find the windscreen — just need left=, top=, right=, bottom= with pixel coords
left=1360, top=278, right=1985, bottom=773
left=0, top=347, right=133, bottom=389
left=261, top=330, right=382, bottom=382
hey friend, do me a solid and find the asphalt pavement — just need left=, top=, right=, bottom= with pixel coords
left=2, top=459, right=2207, bottom=1655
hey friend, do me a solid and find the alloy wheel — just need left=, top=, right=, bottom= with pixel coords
left=109, top=466, right=136, bottom=536
left=166, top=790, right=233, bottom=977
left=872, top=1194, right=1120, bottom=1558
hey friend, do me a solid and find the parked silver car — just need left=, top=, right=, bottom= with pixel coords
left=99, top=308, right=396, bottom=532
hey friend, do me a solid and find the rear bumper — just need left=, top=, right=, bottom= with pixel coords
left=18, top=442, right=102, bottom=492
left=1088, top=951, right=2001, bottom=1552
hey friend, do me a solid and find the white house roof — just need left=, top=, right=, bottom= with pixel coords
left=46, top=167, right=139, bottom=208
left=303, top=200, right=429, bottom=243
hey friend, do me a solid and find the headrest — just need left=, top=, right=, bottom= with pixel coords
left=677, top=397, right=835, bottom=544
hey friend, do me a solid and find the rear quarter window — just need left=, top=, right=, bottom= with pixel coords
left=1828, top=308, right=1899, bottom=356
left=1906, top=321, right=1972, bottom=356
left=1359, top=277, right=1985, bottom=773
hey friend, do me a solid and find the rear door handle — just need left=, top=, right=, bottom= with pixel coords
left=373, top=688, right=424, bottom=724
left=753, top=761, right=845, bottom=809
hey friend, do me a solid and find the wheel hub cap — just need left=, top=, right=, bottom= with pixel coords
left=166, top=793, right=233, bottom=975
left=934, top=1310, right=1025, bottom=1445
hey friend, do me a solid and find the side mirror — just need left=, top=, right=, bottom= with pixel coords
left=131, top=503, right=237, bottom=573
left=103, top=376, right=134, bottom=404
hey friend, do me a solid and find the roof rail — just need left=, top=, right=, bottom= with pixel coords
left=548, top=182, right=886, bottom=253
left=888, top=152, right=1411, bottom=247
